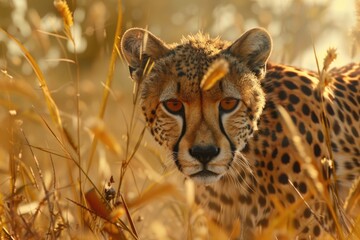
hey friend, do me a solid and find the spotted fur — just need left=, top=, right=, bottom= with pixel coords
left=121, top=28, right=360, bottom=239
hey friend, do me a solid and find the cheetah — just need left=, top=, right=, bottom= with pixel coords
left=121, top=27, right=360, bottom=239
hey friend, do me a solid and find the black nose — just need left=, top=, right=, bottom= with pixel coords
left=189, top=145, right=220, bottom=164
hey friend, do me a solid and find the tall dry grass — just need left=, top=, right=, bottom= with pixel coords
left=0, top=0, right=204, bottom=239
left=0, top=0, right=359, bottom=240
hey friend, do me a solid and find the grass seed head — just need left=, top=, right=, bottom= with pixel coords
left=323, top=47, right=337, bottom=72
left=54, top=0, right=73, bottom=28
left=200, top=58, right=229, bottom=91
left=54, top=0, right=73, bottom=38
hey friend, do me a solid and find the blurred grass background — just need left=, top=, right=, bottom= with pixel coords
left=0, top=0, right=358, bottom=239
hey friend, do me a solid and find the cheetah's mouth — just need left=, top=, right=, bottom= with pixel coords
left=189, top=169, right=221, bottom=183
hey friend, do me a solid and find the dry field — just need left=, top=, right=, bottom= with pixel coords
left=0, top=0, right=359, bottom=239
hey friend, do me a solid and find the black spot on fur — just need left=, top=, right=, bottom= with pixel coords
left=299, top=182, right=307, bottom=193
left=208, top=201, right=221, bottom=212
left=293, top=161, right=301, bottom=173
left=285, top=71, right=298, bottom=77
left=306, top=131, right=312, bottom=144
left=220, top=194, right=234, bottom=205
left=271, top=149, right=278, bottom=159
left=289, top=94, right=300, bottom=104
left=298, top=122, right=306, bottom=134
left=300, top=85, right=312, bottom=96
left=278, top=90, right=287, bottom=100
left=281, top=153, right=290, bottom=164
left=258, top=195, right=267, bottom=207
left=326, top=103, right=335, bottom=116
left=300, top=76, right=312, bottom=84
left=267, top=183, right=276, bottom=193
left=313, top=225, right=321, bottom=237
left=313, top=144, right=321, bottom=157
left=311, top=111, right=319, bottom=123
left=283, top=80, right=298, bottom=90
left=281, top=137, right=289, bottom=147
left=302, top=104, right=310, bottom=116
left=278, top=174, right=288, bottom=185
left=304, top=208, right=312, bottom=218
left=286, top=193, right=295, bottom=203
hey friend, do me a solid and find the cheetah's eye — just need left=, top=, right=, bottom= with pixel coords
left=163, top=99, right=184, bottom=114
left=219, top=97, right=239, bottom=113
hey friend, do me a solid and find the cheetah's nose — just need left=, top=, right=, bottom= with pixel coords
left=189, top=145, right=220, bottom=164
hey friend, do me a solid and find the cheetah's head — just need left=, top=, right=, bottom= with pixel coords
left=121, top=28, right=272, bottom=184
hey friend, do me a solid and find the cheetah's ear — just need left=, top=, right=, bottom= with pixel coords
left=121, top=28, right=170, bottom=81
left=229, top=28, right=272, bottom=77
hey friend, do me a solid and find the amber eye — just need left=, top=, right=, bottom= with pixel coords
left=163, top=99, right=184, bottom=114
left=219, top=97, right=239, bottom=112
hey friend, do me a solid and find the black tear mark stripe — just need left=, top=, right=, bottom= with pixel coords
left=172, top=81, right=186, bottom=170
left=219, top=113, right=236, bottom=154
left=173, top=109, right=186, bottom=171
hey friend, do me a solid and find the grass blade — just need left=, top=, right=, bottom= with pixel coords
left=86, top=0, right=123, bottom=172
left=0, top=28, right=63, bottom=131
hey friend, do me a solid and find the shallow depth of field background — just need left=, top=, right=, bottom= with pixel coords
left=0, top=0, right=358, bottom=239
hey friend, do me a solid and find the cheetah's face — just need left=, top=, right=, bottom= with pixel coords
left=121, top=28, right=272, bottom=184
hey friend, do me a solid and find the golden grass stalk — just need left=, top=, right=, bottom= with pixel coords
left=36, top=29, right=69, bottom=40
left=140, top=29, right=149, bottom=61
left=96, top=0, right=122, bottom=121
left=87, top=118, right=122, bottom=155
left=54, top=0, right=83, bottom=217
left=322, top=48, right=337, bottom=72
left=86, top=0, right=122, bottom=173
left=200, top=58, right=229, bottom=91
left=351, top=0, right=360, bottom=57
left=317, top=46, right=336, bottom=159
left=185, top=179, right=195, bottom=207
left=207, top=218, right=234, bottom=239
left=1, top=69, right=13, bottom=79
left=53, top=0, right=73, bottom=40
left=0, top=29, right=63, bottom=132
left=53, top=0, right=73, bottom=27
left=344, top=176, right=360, bottom=213
left=256, top=191, right=311, bottom=240
left=277, top=105, right=345, bottom=239
left=126, top=183, right=178, bottom=209
left=118, top=127, right=146, bottom=190
left=277, top=106, right=324, bottom=194
left=7, top=112, right=17, bottom=196
left=313, top=46, right=348, bottom=239
left=348, top=213, right=360, bottom=239
left=0, top=193, right=4, bottom=235
left=35, top=111, right=104, bottom=204
left=116, top=58, right=153, bottom=195
left=0, top=79, right=39, bottom=101
left=119, top=194, right=138, bottom=238
left=84, top=3, right=144, bottom=237
left=21, top=130, right=64, bottom=239
left=1, top=227, right=12, bottom=240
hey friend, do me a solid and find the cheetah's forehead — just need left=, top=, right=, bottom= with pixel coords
left=172, top=39, right=229, bottom=77
left=179, top=32, right=230, bottom=51
left=159, top=35, right=232, bottom=101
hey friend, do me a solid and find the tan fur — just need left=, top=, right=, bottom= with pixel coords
left=121, top=28, right=360, bottom=239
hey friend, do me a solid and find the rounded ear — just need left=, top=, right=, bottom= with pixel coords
left=229, top=28, right=272, bottom=76
left=121, top=28, right=170, bottom=81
